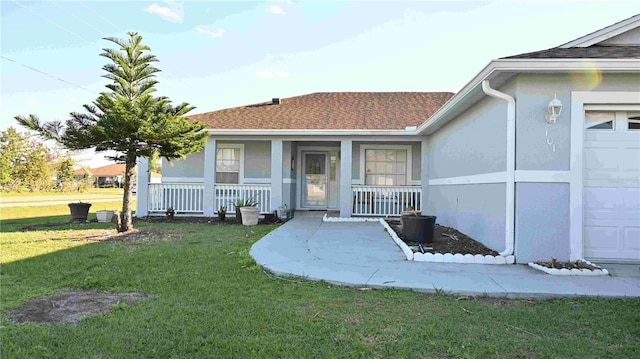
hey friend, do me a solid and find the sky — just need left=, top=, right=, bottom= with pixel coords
left=1, top=0, right=638, bottom=166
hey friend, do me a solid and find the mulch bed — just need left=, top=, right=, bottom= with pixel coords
left=533, top=259, right=601, bottom=271
left=385, top=219, right=499, bottom=256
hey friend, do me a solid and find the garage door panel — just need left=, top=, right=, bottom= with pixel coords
left=584, top=187, right=617, bottom=209
left=623, top=227, right=640, bottom=252
left=584, top=226, right=618, bottom=251
left=584, top=148, right=618, bottom=171
left=624, top=188, right=640, bottom=209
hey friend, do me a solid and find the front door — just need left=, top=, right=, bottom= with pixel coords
left=302, top=152, right=327, bottom=208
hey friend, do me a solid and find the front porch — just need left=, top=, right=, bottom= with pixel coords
left=135, top=138, right=426, bottom=217
left=141, top=182, right=421, bottom=217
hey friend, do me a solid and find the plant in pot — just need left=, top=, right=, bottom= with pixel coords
left=217, top=206, right=227, bottom=222
left=68, top=201, right=92, bottom=223
left=230, top=198, right=257, bottom=223
left=166, top=207, right=175, bottom=219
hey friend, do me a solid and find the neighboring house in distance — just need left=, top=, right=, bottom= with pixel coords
left=74, top=164, right=133, bottom=188
left=136, top=15, right=640, bottom=264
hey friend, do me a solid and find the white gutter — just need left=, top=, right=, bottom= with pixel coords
left=481, top=80, right=515, bottom=257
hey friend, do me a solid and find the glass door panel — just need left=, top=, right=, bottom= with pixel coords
left=302, top=152, right=327, bottom=207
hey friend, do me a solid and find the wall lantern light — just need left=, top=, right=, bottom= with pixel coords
left=545, top=94, right=563, bottom=124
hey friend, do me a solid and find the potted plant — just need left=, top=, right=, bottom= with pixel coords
left=68, top=201, right=92, bottom=223
left=166, top=207, right=175, bottom=219
left=218, top=206, right=227, bottom=222
left=230, top=198, right=258, bottom=223
left=96, top=209, right=115, bottom=223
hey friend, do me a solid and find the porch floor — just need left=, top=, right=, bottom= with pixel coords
left=250, top=216, right=640, bottom=298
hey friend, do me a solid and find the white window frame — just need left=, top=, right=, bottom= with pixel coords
left=359, top=144, right=414, bottom=186
left=216, top=144, right=245, bottom=184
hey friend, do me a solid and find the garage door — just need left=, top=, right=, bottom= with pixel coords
left=583, top=110, right=640, bottom=261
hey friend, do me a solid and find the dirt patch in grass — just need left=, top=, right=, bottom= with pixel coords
left=5, top=288, right=146, bottom=324
left=385, top=219, right=499, bottom=256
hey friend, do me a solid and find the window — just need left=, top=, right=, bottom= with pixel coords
left=585, top=111, right=614, bottom=130
left=216, top=147, right=241, bottom=184
left=365, top=149, right=407, bottom=186
left=628, top=113, right=640, bottom=130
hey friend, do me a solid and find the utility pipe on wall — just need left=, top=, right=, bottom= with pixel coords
left=481, top=80, right=516, bottom=257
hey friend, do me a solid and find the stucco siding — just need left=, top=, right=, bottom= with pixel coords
left=515, top=183, right=570, bottom=262
left=428, top=96, right=508, bottom=179
left=244, top=141, right=271, bottom=179
left=162, top=152, right=204, bottom=180
left=427, top=183, right=506, bottom=253
left=514, top=73, right=640, bottom=171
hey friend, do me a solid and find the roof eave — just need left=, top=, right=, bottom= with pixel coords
left=559, top=14, right=640, bottom=48
left=416, top=58, right=640, bottom=136
left=206, top=129, right=419, bottom=136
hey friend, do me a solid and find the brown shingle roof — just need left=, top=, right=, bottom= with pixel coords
left=502, top=45, right=640, bottom=59
left=86, top=164, right=130, bottom=177
left=191, top=92, right=454, bottom=130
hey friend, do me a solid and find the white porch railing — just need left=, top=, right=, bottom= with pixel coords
left=215, top=184, right=271, bottom=214
left=148, top=183, right=272, bottom=215
left=352, top=185, right=422, bottom=216
left=149, top=183, right=205, bottom=213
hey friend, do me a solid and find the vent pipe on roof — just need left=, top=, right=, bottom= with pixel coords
left=272, top=98, right=281, bottom=105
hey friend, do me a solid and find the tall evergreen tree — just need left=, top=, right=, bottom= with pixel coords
left=16, top=32, right=207, bottom=231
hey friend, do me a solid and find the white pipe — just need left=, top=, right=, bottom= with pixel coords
left=481, top=80, right=516, bottom=257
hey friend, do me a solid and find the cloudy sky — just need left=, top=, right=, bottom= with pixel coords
left=1, top=1, right=637, bottom=163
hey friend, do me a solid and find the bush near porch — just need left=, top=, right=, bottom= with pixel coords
left=1, top=211, right=639, bottom=358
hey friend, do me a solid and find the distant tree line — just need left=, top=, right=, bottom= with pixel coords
left=0, top=127, right=88, bottom=192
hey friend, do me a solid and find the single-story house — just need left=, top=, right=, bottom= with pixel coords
left=136, top=15, right=640, bottom=264
left=74, top=164, right=133, bottom=188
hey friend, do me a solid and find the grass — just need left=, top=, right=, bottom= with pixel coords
left=1, top=187, right=124, bottom=197
left=1, top=211, right=639, bottom=358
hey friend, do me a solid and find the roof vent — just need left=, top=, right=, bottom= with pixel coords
left=272, top=98, right=281, bottom=105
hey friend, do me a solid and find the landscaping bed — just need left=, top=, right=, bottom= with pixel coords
left=385, top=219, right=498, bottom=256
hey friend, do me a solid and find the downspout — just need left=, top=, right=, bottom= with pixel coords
left=481, top=80, right=515, bottom=257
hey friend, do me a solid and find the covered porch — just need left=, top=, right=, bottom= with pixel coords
left=135, top=137, right=426, bottom=218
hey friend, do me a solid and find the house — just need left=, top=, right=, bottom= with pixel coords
left=136, top=15, right=640, bottom=264
left=74, top=164, right=130, bottom=188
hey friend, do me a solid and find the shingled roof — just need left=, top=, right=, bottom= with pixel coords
left=503, top=46, right=640, bottom=59
left=190, top=92, right=454, bottom=130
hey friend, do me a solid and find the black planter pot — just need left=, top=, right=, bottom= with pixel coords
left=218, top=212, right=226, bottom=222
left=402, top=215, right=436, bottom=244
left=68, top=202, right=92, bottom=223
left=235, top=208, right=242, bottom=223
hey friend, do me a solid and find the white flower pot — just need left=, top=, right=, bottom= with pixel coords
left=239, top=207, right=259, bottom=226
left=96, top=210, right=114, bottom=223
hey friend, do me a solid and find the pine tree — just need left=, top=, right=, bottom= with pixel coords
left=16, top=32, right=207, bottom=231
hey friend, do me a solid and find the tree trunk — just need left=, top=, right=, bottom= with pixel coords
left=118, top=151, right=137, bottom=232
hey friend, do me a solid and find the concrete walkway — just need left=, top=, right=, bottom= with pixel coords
left=251, top=213, right=640, bottom=298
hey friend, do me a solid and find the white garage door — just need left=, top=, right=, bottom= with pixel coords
left=583, top=110, right=640, bottom=261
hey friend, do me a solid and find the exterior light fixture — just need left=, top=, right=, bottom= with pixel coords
left=545, top=94, right=563, bottom=124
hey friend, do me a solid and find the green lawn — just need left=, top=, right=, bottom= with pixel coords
left=1, top=187, right=124, bottom=197
left=1, top=211, right=639, bottom=358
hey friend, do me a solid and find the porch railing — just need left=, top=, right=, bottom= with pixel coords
left=352, top=185, right=421, bottom=216
left=148, top=183, right=272, bottom=214
left=149, top=183, right=205, bottom=213
left=215, top=184, right=271, bottom=214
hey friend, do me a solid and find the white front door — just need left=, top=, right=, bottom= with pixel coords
left=583, top=110, right=640, bottom=261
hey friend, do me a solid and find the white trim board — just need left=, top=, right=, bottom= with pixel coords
left=429, top=170, right=574, bottom=186
left=429, top=172, right=506, bottom=186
